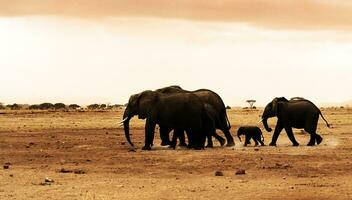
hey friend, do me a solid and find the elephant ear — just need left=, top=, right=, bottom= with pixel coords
left=137, top=91, right=158, bottom=119
left=271, top=98, right=279, bottom=115
left=272, top=97, right=287, bottom=115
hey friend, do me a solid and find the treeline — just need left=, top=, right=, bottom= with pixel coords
left=0, top=103, right=124, bottom=111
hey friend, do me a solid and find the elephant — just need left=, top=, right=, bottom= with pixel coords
left=122, top=90, right=213, bottom=150
left=155, top=85, right=234, bottom=147
left=157, top=102, right=224, bottom=148
left=237, top=126, right=264, bottom=146
left=168, top=103, right=218, bottom=149
left=262, top=97, right=330, bottom=146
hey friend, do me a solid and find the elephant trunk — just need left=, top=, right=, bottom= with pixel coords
left=262, top=117, right=272, bottom=132
left=237, top=134, right=242, bottom=142
left=123, top=109, right=134, bottom=147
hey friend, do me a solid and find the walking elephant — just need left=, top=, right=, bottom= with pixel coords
left=156, top=85, right=234, bottom=147
left=262, top=97, right=330, bottom=146
left=122, top=90, right=213, bottom=150
left=237, top=126, right=264, bottom=146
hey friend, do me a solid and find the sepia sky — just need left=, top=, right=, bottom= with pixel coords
left=0, top=0, right=351, bottom=106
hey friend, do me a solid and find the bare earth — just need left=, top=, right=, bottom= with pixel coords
left=0, top=108, right=351, bottom=200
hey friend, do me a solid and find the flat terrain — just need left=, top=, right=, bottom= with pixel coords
left=0, top=108, right=351, bottom=199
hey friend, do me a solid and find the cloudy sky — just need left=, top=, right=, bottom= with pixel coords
left=0, top=0, right=351, bottom=106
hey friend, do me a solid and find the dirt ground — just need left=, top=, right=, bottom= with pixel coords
left=0, top=108, right=351, bottom=200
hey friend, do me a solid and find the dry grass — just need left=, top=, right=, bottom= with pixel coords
left=0, top=108, right=351, bottom=199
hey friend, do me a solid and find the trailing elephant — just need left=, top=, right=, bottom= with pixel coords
left=262, top=97, right=330, bottom=146
left=122, top=90, right=214, bottom=150
left=155, top=85, right=234, bottom=147
left=237, top=126, right=264, bottom=146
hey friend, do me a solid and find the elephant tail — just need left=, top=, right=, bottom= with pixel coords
left=319, top=111, right=331, bottom=128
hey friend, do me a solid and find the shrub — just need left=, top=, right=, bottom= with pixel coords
left=29, top=104, right=40, bottom=110
left=68, top=104, right=80, bottom=110
left=39, top=103, right=55, bottom=110
left=6, top=104, right=21, bottom=110
left=87, top=104, right=100, bottom=110
left=54, top=103, right=66, bottom=110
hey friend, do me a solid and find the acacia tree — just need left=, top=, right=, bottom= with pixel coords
left=54, top=103, right=66, bottom=110
left=68, top=104, right=80, bottom=110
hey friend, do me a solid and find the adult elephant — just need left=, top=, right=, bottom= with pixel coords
left=156, top=102, right=225, bottom=148
left=262, top=97, right=330, bottom=146
left=156, top=86, right=235, bottom=147
left=122, top=90, right=212, bottom=150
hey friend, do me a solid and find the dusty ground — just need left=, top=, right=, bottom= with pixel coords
left=0, top=108, right=351, bottom=200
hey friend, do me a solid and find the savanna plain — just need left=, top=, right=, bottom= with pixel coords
left=0, top=108, right=351, bottom=199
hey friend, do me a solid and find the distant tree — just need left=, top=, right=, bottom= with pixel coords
left=100, top=104, right=107, bottom=109
left=68, top=104, right=80, bottom=110
left=6, top=103, right=21, bottom=110
left=39, top=103, right=54, bottom=110
left=54, top=103, right=66, bottom=110
left=226, top=106, right=231, bottom=109
left=87, top=104, right=100, bottom=110
left=29, top=104, right=40, bottom=110
left=0, top=103, right=5, bottom=110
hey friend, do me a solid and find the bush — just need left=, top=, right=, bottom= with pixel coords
left=100, top=104, right=107, bottom=109
left=87, top=104, right=100, bottom=110
left=68, top=104, right=80, bottom=110
left=29, top=104, right=40, bottom=110
left=39, top=103, right=55, bottom=110
left=54, top=103, right=66, bottom=110
left=6, top=104, right=21, bottom=110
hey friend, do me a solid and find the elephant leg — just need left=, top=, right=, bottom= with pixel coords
left=284, top=127, right=299, bottom=146
left=307, top=131, right=323, bottom=146
left=315, top=133, right=323, bottom=145
left=305, top=122, right=321, bottom=146
left=142, top=119, right=156, bottom=150
left=170, top=129, right=182, bottom=149
left=185, top=129, right=195, bottom=149
left=221, top=129, right=235, bottom=147
left=270, top=124, right=284, bottom=146
left=254, top=137, right=259, bottom=146
left=259, top=136, right=265, bottom=146
left=244, top=135, right=250, bottom=146
left=178, top=130, right=187, bottom=146
left=307, top=132, right=316, bottom=146
left=214, top=132, right=226, bottom=147
left=160, top=126, right=172, bottom=146
left=198, top=126, right=207, bottom=150
left=206, top=134, right=213, bottom=148
left=191, top=129, right=204, bottom=150
left=200, top=130, right=207, bottom=149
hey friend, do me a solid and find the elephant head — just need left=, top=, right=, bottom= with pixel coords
left=262, top=97, right=288, bottom=132
left=237, top=127, right=244, bottom=142
left=122, top=90, right=159, bottom=146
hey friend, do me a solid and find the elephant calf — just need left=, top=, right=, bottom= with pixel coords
left=237, top=126, right=265, bottom=146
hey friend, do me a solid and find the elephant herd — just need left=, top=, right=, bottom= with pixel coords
left=120, top=86, right=330, bottom=150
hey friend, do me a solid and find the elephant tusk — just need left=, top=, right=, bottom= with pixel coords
left=118, top=117, right=128, bottom=125
left=257, top=119, right=263, bottom=124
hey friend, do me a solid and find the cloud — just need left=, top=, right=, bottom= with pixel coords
left=0, top=0, right=352, bottom=30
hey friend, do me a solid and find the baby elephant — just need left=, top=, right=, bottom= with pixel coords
left=237, top=126, right=265, bottom=146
